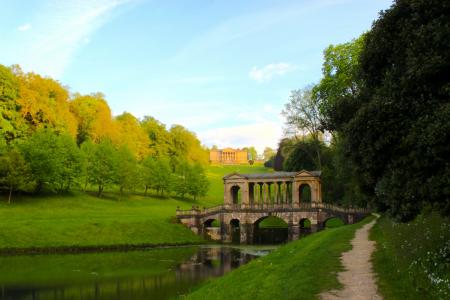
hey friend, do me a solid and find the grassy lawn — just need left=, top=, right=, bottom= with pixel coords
left=370, top=214, right=449, bottom=300
left=183, top=216, right=374, bottom=300
left=0, top=163, right=268, bottom=250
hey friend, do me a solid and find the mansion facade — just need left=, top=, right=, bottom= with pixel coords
left=210, top=148, right=249, bottom=164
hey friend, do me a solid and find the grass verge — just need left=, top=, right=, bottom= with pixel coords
left=370, top=213, right=450, bottom=300
left=182, top=216, right=375, bottom=300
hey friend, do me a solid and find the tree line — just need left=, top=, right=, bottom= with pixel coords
left=270, top=0, right=449, bottom=221
left=0, top=65, right=209, bottom=202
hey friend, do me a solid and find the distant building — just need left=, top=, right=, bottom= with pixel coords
left=210, top=148, right=249, bottom=164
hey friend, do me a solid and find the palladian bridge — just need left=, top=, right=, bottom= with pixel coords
left=176, top=170, right=370, bottom=244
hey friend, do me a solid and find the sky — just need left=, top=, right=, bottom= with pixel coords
left=0, top=0, right=393, bottom=153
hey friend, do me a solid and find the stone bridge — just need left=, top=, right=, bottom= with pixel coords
left=176, top=171, right=370, bottom=244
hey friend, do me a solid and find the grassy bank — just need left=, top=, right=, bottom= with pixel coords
left=183, top=216, right=374, bottom=300
left=0, top=164, right=267, bottom=251
left=370, top=213, right=450, bottom=300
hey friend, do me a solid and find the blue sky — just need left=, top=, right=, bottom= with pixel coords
left=0, top=0, right=393, bottom=153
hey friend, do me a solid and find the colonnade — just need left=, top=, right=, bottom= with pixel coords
left=221, top=151, right=236, bottom=161
left=248, top=182, right=294, bottom=205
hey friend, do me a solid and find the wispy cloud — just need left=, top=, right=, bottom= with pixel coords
left=249, top=63, right=297, bottom=82
left=17, top=0, right=135, bottom=78
left=18, top=23, right=32, bottom=31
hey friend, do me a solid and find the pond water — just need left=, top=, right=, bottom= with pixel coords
left=0, top=245, right=276, bottom=300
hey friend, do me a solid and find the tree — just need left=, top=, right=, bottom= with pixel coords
left=115, top=112, right=149, bottom=159
left=282, top=87, right=323, bottom=168
left=116, top=146, right=138, bottom=198
left=0, top=64, right=26, bottom=143
left=187, top=162, right=209, bottom=201
left=243, top=146, right=257, bottom=161
left=88, top=139, right=118, bottom=197
left=80, top=140, right=96, bottom=191
left=313, top=35, right=365, bottom=131
left=20, top=129, right=63, bottom=192
left=70, top=93, right=118, bottom=145
left=53, top=134, right=83, bottom=192
left=172, top=160, right=191, bottom=199
left=263, top=147, right=276, bottom=161
left=141, top=116, right=171, bottom=158
left=0, top=145, right=31, bottom=203
left=325, top=0, right=450, bottom=220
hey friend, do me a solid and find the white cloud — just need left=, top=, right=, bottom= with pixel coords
left=249, top=63, right=297, bottom=82
left=198, top=122, right=283, bottom=154
left=15, top=0, right=135, bottom=78
left=18, top=24, right=32, bottom=31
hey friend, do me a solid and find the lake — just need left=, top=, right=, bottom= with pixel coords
left=0, top=245, right=276, bottom=300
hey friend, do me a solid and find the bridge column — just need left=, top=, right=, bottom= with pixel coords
left=240, top=223, right=254, bottom=244
left=282, top=182, right=287, bottom=204
left=258, top=183, right=263, bottom=206
left=288, top=222, right=300, bottom=241
left=249, top=183, right=255, bottom=206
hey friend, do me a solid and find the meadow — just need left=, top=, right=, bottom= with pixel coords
left=0, top=163, right=269, bottom=251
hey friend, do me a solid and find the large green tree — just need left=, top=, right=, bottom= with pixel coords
left=326, top=0, right=450, bottom=220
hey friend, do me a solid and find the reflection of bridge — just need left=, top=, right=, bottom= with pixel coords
left=176, top=171, right=370, bottom=244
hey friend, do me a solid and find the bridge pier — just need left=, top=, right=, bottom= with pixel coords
left=240, top=223, right=254, bottom=244
left=288, top=223, right=300, bottom=241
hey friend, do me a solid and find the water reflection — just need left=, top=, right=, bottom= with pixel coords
left=0, top=245, right=274, bottom=300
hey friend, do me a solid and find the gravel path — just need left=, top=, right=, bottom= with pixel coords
left=320, top=217, right=382, bottom=300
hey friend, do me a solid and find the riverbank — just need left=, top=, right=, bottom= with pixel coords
left=183, top=216, right=375, bottom=300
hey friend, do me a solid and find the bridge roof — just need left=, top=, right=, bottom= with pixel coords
left=223, top=170, right=321, bottom=180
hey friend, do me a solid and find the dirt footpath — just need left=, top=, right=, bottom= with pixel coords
left=320, top=217, right=382, bottom=300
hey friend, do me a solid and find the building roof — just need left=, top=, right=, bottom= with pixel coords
left=223, top=170, right=321, bottom=180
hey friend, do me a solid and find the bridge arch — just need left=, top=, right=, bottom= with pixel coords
left=204, top=218, right=219, bottom=227
left=299, top=218, right=311, bottom=233
left=253, top=215, right=288, bottom=244
left=323, top=216, right=346, bottom=228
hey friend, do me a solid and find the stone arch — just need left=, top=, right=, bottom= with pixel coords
left=323, top=216, right=345, bottom=228
left=299, top=218, right=311, bottom=232
left=253, top=215, right=288, bottom=244
left=298, top=183, right=312, bottom=203
left=203, top=218, right=219, bottom=227
left=230, top=185, right=242, bottom=204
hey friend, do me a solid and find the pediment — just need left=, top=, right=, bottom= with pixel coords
left=223, top=172, right=245, bottom=180
left=295, top=170, right=321, bottom=178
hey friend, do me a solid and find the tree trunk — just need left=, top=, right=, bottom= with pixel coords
left=145, top=186, right=148, bottom=197
left=8, top=186, right=12, bottom=204
left=98, top=185, right=103, bottom=197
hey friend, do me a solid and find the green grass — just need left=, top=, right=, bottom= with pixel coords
left=0, top=192, right=204, bottom=249
left=0, top=163, right=268, bottom=250
left=183, top=216, right=374, bottom=300
left=324, top=217, right=345, bottom=228
left=370, top=213, right=450, bottom=300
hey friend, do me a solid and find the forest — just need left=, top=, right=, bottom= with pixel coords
left=0, top=65, right=210, bottom=202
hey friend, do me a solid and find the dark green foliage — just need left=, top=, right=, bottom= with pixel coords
left=371, top=213, right=450, bottom=299
left=316, top=0, right=450, bottom=219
